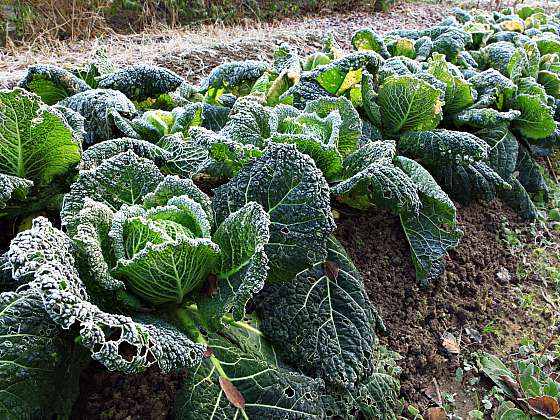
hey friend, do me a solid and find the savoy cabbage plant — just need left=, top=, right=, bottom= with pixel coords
left=3, top=4, right=560, bottom=418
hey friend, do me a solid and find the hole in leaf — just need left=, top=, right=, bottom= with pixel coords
left=284, top=386, right=295, bottom=398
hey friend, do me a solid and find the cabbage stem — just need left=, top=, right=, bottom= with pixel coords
left=175, top=307, right=228, bottom=379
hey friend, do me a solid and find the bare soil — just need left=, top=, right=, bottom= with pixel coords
left=336, top=199, right=555, bottom=414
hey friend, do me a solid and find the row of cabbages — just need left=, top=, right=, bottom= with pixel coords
left=0, top=5, right=559, bottom=419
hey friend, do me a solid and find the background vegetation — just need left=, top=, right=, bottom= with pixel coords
left=0, top=0, right=390, bottom=46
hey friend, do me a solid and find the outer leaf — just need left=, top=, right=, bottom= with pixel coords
left=199, top=61, right=268, bottom=96
left=452, top=108, right=521, bottom=129
left=397, top=156, right=462, bottom=286
left=6, top=217, right=205, bottom=373
left=213, top=143, right=335, bottom=283
left=516, top=144, right=549, bottom=198
left=175, top=323, right=327, bottom=419
left=511, top=93, right=556, bottom=139
left=434, top=161, right=511, bottom=203
left=59, top=88, right=137, bottom=144
left=351, top=29, right=391, bottom=58
left=377, top=75, right=443, bottom=134
left=0, top=88, right=81, bottom=186
left=332, top=162, right=420, bottom=214
left=476, top=126, right=519, bottom=180
left=18, top=64, right=90, bottom=105
left=256, top=236, right=383, bottom=389
left=0, top=174, right=33, bottom=209
left=61, top=150, right=165, bottom=226
left=197, top=202, right=270, bottom=331
left=499, top=179, right=538, bottom=220
left=398, top=130, right=490, bottom=166
left=0, top=289, right=86, bottom=420
left=97, top=65, right=184, bottom=101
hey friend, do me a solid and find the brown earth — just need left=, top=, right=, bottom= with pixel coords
left=336, top=199, right=555, bottom=414
left=72, top=198, right=557, bottom=418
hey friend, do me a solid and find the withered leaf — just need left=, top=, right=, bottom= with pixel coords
left=219, top=377, right=246, bottom=409
left=464, top=327, right=482, bottom=344
left=324, top=261, right=339, bottom=281
left=424, top=406, right=447, bottom=420
left=441, top=332, right=460, bottom=355
left=498, top=375, right=523, bottom=399
left=201, top=274, right=219, bottom=297
left=524, top=396, right=560, bottom=419
left=424, top=378, right=443, bottom=406
left=203, top=347, right=214, bottom=358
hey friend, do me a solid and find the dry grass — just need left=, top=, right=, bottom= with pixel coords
left=0, top=1, right=466, bottom=87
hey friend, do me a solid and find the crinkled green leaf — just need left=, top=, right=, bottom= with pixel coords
left=6, top=217, right=205, bottom=373
left=377, top=75, right=443, bottom=134
left=197, top=202, right=270, bottom=331
left=59, top=88, right=137, bottom=144
left=538, top=70, right=560, bottom=98
left=304, top=96, right=362, bottom=157
left=220, top=98, right=278, bottom=147
left=0, top=174, right=33, bottom=209
left=469, top=69, right=516, bottom=109
left=111, top=204, right=220, bottom=305
left=61, top=150, right=164, bottom=226
left=213, top=143, right=335, bottom=283
left=511, top=93, right=556, bottom=139
left=0, top=88, right=81, bottom=187
left=427, top=53, right=475, bottom=114
left=351, top=29, right=390, bottom=58
left=481, top=41, right=517, bottom=75
left=398, top=129, right=490, bottom=166
left=397, top=156, right=462, bottom=286
left=332, top=161, right=420, bottom=214
left=0, top=288, right=87, bottom=420
left=341, top=140, right=396, bottom=177
left=199, top=61, right=268, bottom=97
left=18, top=64, right=90, bottom=105
left=97, top=65, right=184, bottom=101
left=452, top=108, right=521, bottom=129
left=308, top=52, right=384, bottom=96
left=256, top=236, right=383, bottom=389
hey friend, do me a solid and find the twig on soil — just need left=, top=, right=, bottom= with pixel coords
left=546, top=157, right=559, bottom=183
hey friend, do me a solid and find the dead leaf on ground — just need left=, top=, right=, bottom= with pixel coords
left=498, top=374, right=523, bottom=399
left=219, top=377, right=245, bottom=409
left=441, top=332, right=460, bottom=355
left=464, top=327, right=482, bottom=344
left=524, top=396, right=560, bottom=419
left=424, top=406, right=447, bottom=420
left=424, top=378, right=443, bottom=406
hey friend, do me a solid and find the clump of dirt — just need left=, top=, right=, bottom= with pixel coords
left=335, top=199, right=551, bottom=408
left=73, top=362, right=185, bottom=420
